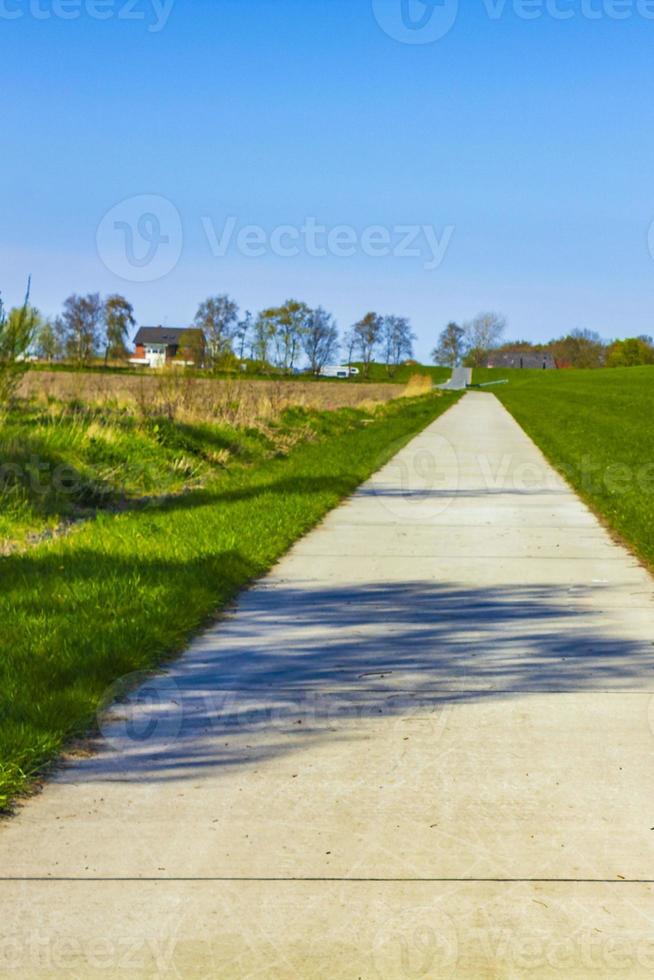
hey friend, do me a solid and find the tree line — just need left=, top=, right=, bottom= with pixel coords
left=180, top=297, right=415, bottom=377
left=20, top=291, right=416, bottom=378
left=432, top=314, right=654, bottom=369
left=20, top=293, right=137, bottom=365
left=6, top=286, right=653, bottom=381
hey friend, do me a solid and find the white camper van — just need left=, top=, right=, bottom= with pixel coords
left=321, top=365, right=350, bottom=379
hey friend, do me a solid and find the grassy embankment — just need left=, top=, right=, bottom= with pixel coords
left=349, top=363, right=451, bottom=385
left=0, top=386, right=460, bottom=809
left=482, top=366, right=654, bottom=569
left=27, top=360, right=452, bottom=385
left=8, top=370, right=428, bottom=546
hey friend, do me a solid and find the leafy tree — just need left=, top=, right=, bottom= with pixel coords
left=0, top=280, right=39, bottom=409
left=176, top=328, right=206, bottom=367
left=606, top=337, right=654, bottom=368
left=464, top=312, right=506, bottom=367
left=301, top=306, right=339, bottom=374
left=253, top=309, right=278, bottom=366
left=104, top=294, right=136, bottom=362
left=432, top=322, right=466, bottom=367
left=273, top=299, right=312, bottom=372
left=548, top=328, right=606, bottom=369
left=33, top=318, right=62, bottom=361
left=382, top=315, right=415, bottom=378
left=194, top=294, right=239, bottom=365
left=255, top=300, right=312, bottom=372
left=494, top=339, right=537, bottom=353
left=352, top=312, right=384, bottom=378
left=60, top=293, right=103, bottom=365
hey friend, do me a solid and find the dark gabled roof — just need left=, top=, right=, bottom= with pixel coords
left=133, top=326, right=205, bottom=346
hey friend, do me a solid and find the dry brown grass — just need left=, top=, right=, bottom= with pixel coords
left=402, top=373, right=435, bottom=396
left=20, top=370, right=406, bottom=424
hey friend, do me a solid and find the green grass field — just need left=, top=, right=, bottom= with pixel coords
left=486, top=366, right=654, bottom=569
left=0, top=390, right=459, bottom=809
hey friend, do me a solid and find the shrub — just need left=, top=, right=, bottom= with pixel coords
left=0, top=282, right=39, bottom=412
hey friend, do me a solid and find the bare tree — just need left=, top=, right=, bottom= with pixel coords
left=352, top=312, right=384, bottom=378
left=194, top=294, right=239, bottom=365
left=432, top=322, right=466, bottom=367
left=342, top=327, right=357, bottom=369
left=382, top=315, right=415, bottom=377
left=464, top=311, right=506, bottom=367
left=234, top=310, right=254, bottom=361
left=301, top=307, right=339, bottom=374
left=61, top=293, right=103, bottom=365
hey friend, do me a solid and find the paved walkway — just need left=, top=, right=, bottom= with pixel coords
left=2, top=392, right=654, bottom=978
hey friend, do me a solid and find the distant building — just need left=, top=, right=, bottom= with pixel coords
left=487, top=349, right=557, bottom=370
left=130, top=327, right=206, bottom=368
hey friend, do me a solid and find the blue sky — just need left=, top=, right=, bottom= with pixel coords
left=3, top=0, right=654, bottom=358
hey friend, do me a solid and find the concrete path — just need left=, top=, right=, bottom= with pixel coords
left=2, top=391, right=654, bottom=978
left=436, top=366, right=472, bottom=390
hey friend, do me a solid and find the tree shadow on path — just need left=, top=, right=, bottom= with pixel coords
left=80, top=577, right=654, bottom=784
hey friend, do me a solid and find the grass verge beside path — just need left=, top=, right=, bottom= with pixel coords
left=489, top=366, right=654, bottom=569
left=0, top=391, right=459, bottom=810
